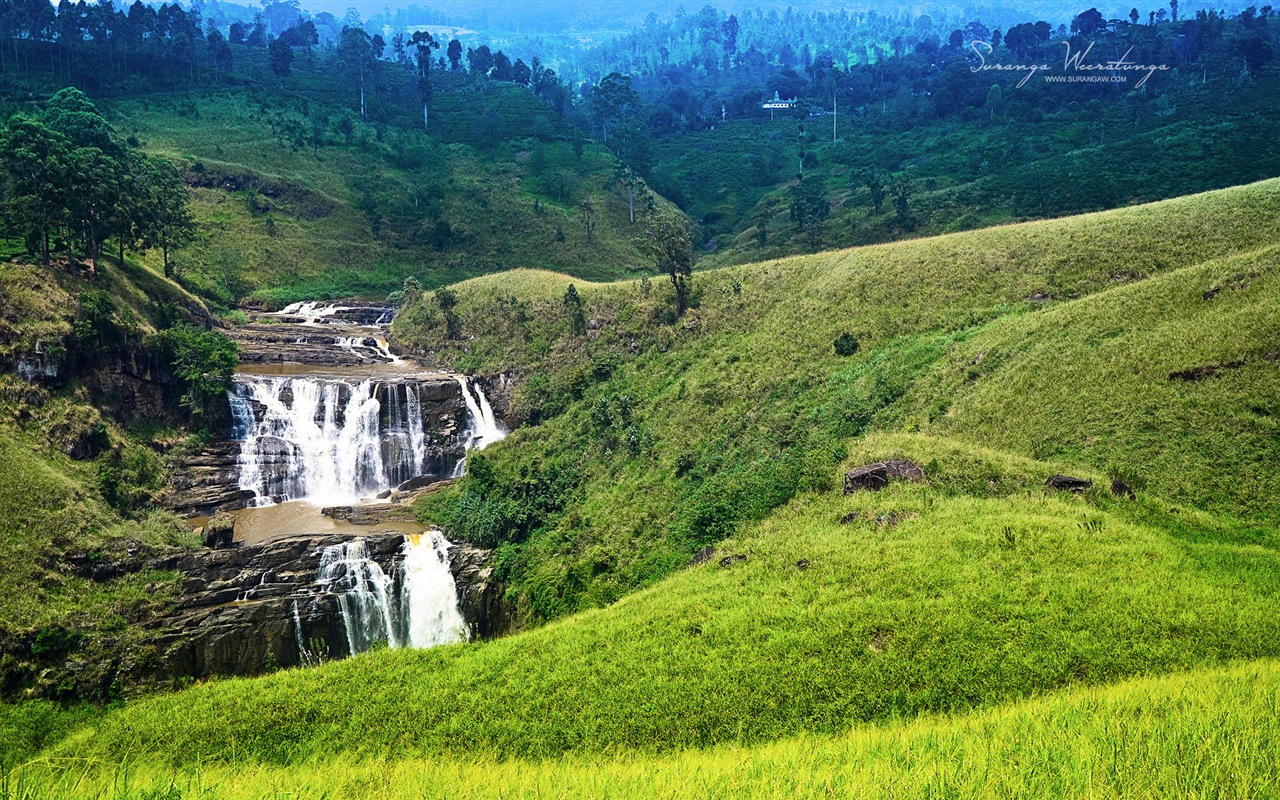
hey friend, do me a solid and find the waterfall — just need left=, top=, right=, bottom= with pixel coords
left=274, top=301, right=350, bottom=325
left=230, top=376, right=434, bottom=505
left=312, top=533, right=468, bottom=656
left=401, top=531, right=469, bottom=648
left=318, top=540, right=402, bottom=653
left=456, top=376, right=507, bottom=451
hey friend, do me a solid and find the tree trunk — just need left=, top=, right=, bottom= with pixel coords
left=423, top=103, right=429, bottom=132
left=163, top=244, right=171, bottom=278
left=360, top=73, right=366, bottom=121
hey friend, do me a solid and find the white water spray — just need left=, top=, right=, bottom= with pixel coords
left=312, top=533, right=468, bottom=655
left=230, top=376, right=443, bottom=505
left=456, top=376, right=507, bottom=451
left=401, top=531, right=469, bottom=648
left=318, top=540, right=402, bottom=653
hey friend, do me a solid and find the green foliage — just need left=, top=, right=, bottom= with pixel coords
left=789, top=174, right=830, bottom=249
left=396, top=178, right=1280, bottom=623
left=438, top=451, right=581, bottom=551
left=638, top=210, right=693, bottom=315
left=0, top=90, right=197, bottom=269
left=147, top=325, right=238, bottom=415
left=833, top=332, right=859, bottom=356
left=563, top=284, right=586, bottom=337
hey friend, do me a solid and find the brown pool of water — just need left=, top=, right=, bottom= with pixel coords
left=233, top=362, right=448, bottom=379
left=188, top=499, right=425, bottom=547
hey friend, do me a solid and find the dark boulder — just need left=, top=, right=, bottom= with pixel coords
left=843, top=460, right=925, bottom=494
left=1046, top=475, right=1092, bottom=492
left=1110, top=479, right=1135, bottom=499
left=718, top=554, right=747, bottom=568
left=689, top=546, right=717, bottom=566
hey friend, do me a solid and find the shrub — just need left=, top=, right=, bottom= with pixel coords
left=148, top=324, right=240, bottom=415
left=834, top=332, right=860, bottom=356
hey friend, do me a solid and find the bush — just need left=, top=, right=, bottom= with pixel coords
left=148, top=324, right=240, bottom=415
left=834, top=332, right=860, bottom=356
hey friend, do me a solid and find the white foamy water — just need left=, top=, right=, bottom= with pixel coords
left=312, top=532, right=468, bottom=656
left=229, top=376, right=434, bottom=506
left=456, top=376, right=507, bottom=451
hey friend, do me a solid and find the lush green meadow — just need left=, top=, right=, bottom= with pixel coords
left=7, top=177, right=1280, bottom=799
left=393, top=178, right=1280, bottom=619
left=9, top=659, right=1280, bottom=799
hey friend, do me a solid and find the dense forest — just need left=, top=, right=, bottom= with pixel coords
left=4, top=0, right=1279, bottom=275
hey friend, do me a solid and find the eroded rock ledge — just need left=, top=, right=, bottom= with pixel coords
left=3, top=532, right=513, bottom=701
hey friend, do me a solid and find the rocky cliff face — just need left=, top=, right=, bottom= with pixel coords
left=2, top=532, right=515, bottom=700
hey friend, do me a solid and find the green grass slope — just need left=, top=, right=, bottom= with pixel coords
left=14, top=659, right=1280, bottom=798
left=34, top=435, right=1280, bottom=769
left=0, top=258, right=202, bottom=688
left=391, top=178, right=1280, bottom=619
left=11, top=179, right=1280, bottom=798
left=107, top=90, right=667, bottom=305
left=895, top=243, right=1280, bottom=524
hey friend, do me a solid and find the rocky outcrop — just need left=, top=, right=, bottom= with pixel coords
left=85, top=347, right=178, bottom=421
left=229, top=303, right=399, bottom=367
left=449, top=544, right=519, bottom=640
left=168, top=440, right=256, bottom=517
left=141, top=533, right=406, bottom=682
left=1046, top=475, right=1092, bottom=492
left=843, top=460, right=925, bottom=494
left=4, top=531, right=515, bottom=700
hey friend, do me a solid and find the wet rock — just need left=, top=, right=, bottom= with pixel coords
left=203, top=513, right=235, bottom=548
left=843, top=460, right=925, bottom=494
left=1046, top=475, right=1092, bottom=492
left=449, top=543, right=518, bottom=640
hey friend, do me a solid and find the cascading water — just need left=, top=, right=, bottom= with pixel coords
left=313, top=532, right=468, bottom=655
left=400, top=531, right=469, bottom=648
left=456, top=376, right=507, bottom=451
left=318, top=539, right=403, bottom=653
left=230, top=376, right=447, bottom=505
left=225, top=300, right=502, bottom=660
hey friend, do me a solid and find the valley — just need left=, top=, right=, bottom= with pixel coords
left=2, top=1, right=1280, bottom=796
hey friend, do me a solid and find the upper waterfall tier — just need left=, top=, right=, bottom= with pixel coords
left=230, top=302, right=405, bottom=370
left=230, top=374, right=468, bottom=507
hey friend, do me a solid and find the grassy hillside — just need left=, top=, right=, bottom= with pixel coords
left=392, top=178, right=1280, bottom=620
left=12, top=662, right=1280, bottom=798
left=893, top=243, right=1280, bottom=524
left=104, top=89, right=667, bottom=306
left=8, top=178, right=1280, bottom=798
left=0, top=257, right=206, bottom=697
left=25, top=436, right=1280, bottom=761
